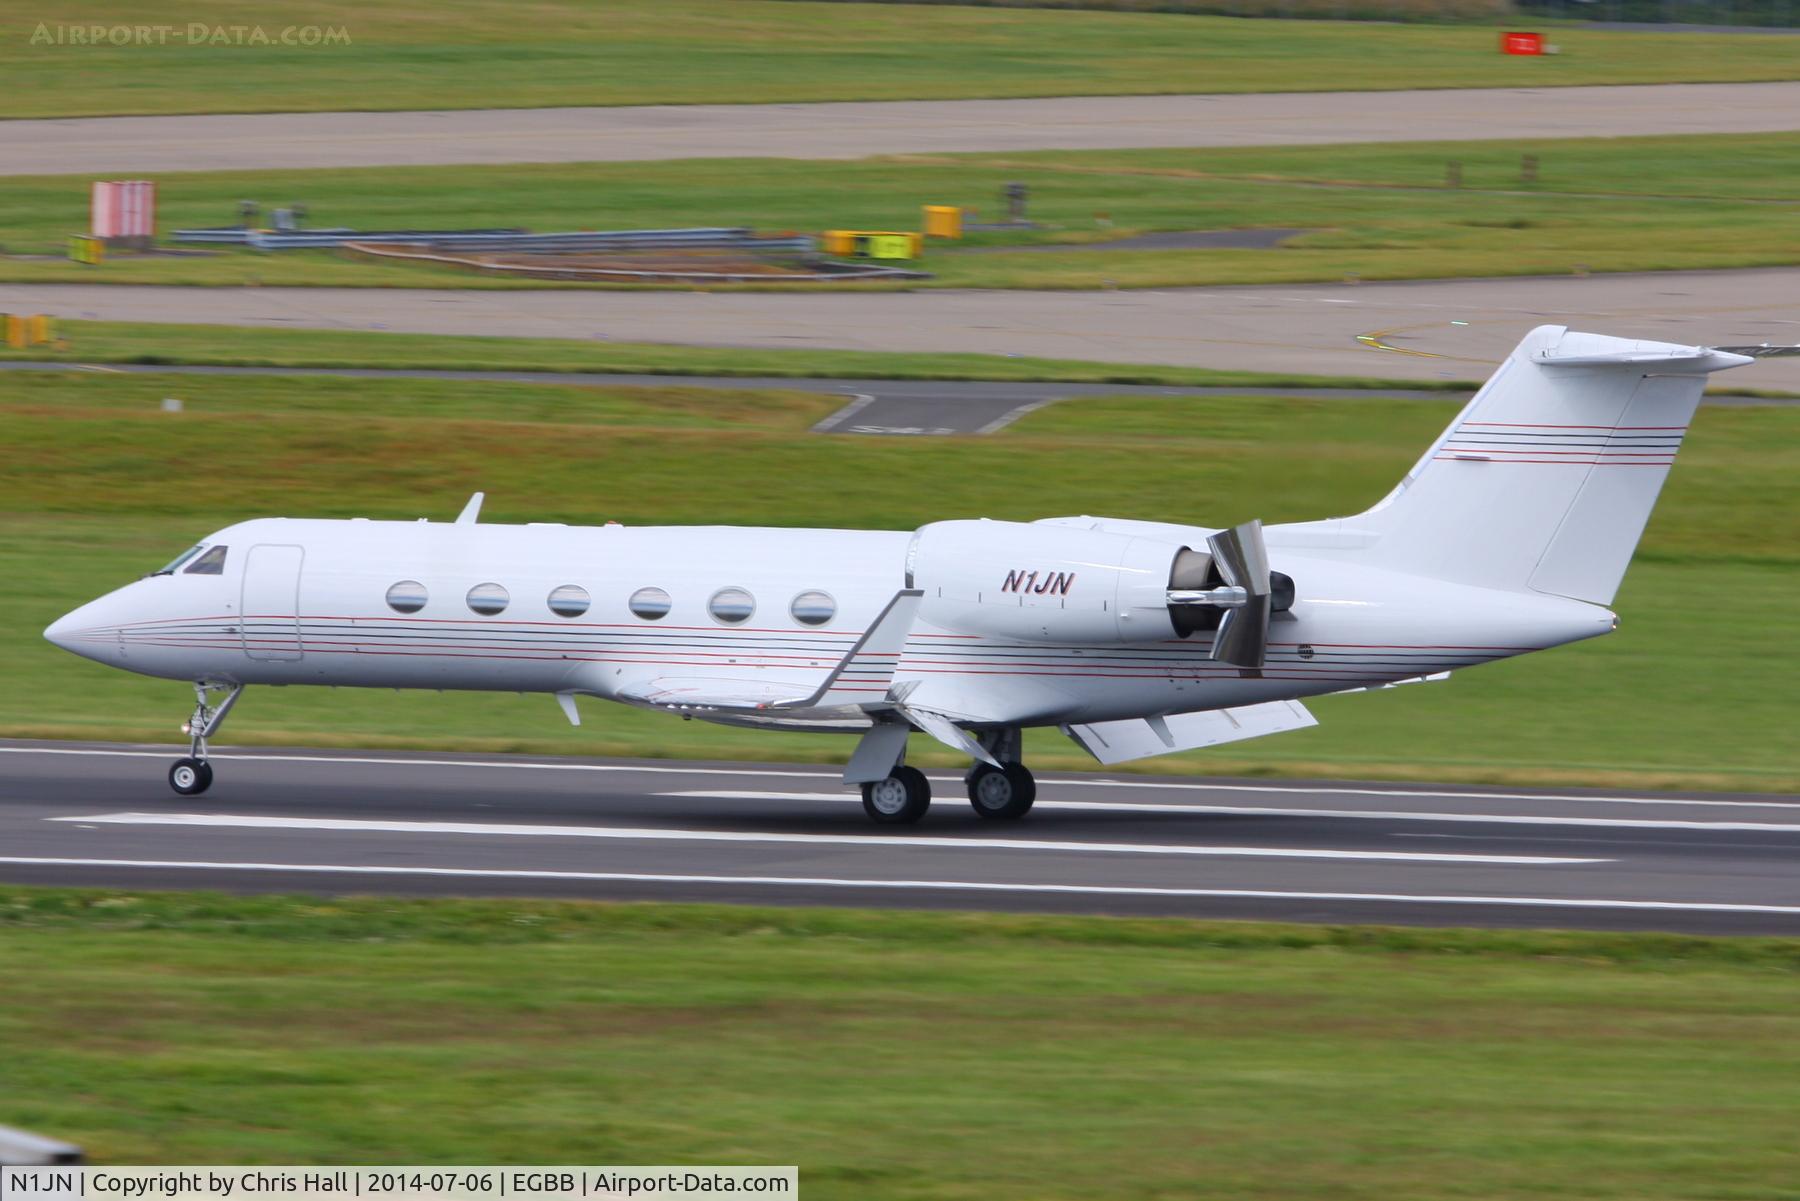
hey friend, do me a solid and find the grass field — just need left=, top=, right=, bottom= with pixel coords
left=3, top=367, right=1794, bottom=792
left=8, top=1, right=1800, bottom=119
left=0, top=319, right=1458, bottom=389
left=2, top=890, right=1797, bottom=1194
left=7, top=134, right=1798, bottom=290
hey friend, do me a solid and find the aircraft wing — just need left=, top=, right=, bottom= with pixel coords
left=618, top=589, right=924, bottom=714
left=1063, top=700, right=1316, bottom=766
left=618, top=676, right=814, bottom=713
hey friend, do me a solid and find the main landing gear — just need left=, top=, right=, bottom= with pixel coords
left=966, top=762, right=1036, bottom=820
left=861, top=764, right=932, bottom=824
left=964, top=727, right=1034, bottom=820
left=170, top=681, right=242, bottom=796
left=856, top=727, right=1038, bottom=824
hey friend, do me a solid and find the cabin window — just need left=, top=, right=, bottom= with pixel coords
left=466, top=582, right=510, bottom=616
left=547, top=584, right=590, bottom=618
left=386, top=580, right=428, bottom=614
left=184, top=545, right=229, bottom=575
left=708, top=587, right=755, bottom=625
left=790, top=590, right=836, bottom=627
left=628, top=587, right=671, bottom=621
left=153, top=545, right=204, bottom=576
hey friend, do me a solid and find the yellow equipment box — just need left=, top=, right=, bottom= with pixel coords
left=68, top=234, right=105, bottom=265
left=3, top=313, right=56, bottom=347
left=923, top=205, right=962, bottom=239
left=824, top=230, right=921, bottom=260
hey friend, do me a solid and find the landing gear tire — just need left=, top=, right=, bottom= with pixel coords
left=169, top=757, right=213, bottom=796
left=968, top=762, right=1035, bottom=820
left=169, top=681, right=241, bottom=797
left=862, top=765, right=931, bottom=824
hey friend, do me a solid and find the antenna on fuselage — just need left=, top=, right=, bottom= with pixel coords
left=455, top=492, right=484, bottom=525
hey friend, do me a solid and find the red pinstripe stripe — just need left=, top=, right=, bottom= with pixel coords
left=1432, top=457, right=1673, bottom=467
left=1460, top=422, right=1687, bottom=430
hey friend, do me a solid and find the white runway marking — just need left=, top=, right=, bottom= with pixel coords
left=809, top=393, right=875, bottom=433
left=49, top=812, right=1607, bottom=865
left=662, top=791, right=1800, bottom=832
left=3, top=745, right=1792, bottom=810
left=2, top=856, right=1791, bottom=915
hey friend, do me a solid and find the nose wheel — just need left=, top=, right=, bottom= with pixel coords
left=169, top=682, right=241, bottom=796
left=169, top=758, right=213, bottom=796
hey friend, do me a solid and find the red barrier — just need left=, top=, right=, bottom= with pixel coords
left=92, top=180, right=156, bottom=239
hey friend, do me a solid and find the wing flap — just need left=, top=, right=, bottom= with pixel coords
left=1063, top=700, right=1316, bottom=766
left=896, top=704, right=1000, bottom=767
left=618, top=676, right=807, bottom=712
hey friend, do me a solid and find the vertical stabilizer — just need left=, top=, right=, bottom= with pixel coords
left=1338, top=326, right=1749, bottom=605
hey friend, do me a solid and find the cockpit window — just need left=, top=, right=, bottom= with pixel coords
left=152, top=545, right=204, bottom=576
left=184, top=545, right=229, bottom=575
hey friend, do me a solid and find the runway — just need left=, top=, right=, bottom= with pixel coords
left=2, top=742, right=1794, bottom=936
left=5, top=82, right=1800, bottom=175
left=10, top=268, right=1800, bottom=387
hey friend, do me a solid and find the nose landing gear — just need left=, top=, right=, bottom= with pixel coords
left=169, top=757, right=211, bottom=796
left=170, top=682, right=242, bottom=796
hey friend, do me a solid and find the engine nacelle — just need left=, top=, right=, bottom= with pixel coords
left=908, top=519, right=1186, bottom=643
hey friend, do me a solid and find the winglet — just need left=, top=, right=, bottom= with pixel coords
left=456, top=492, right=484, bottom=525
left=770, top=589, right=922, bottom=710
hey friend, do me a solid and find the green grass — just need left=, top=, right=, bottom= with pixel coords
left=0, top=319, right=1457, bottom=389
left=1, top=889, right=1797, bottom=1194
left=8, top=1, right=1800, bottom=119
left=7, top=134, right=1799, bottom=289
left=3, top=367, right=1794, bottom=791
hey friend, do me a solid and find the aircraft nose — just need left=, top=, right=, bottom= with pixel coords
left=43, top=611, right=73, bottom=650
left=44, top=595, right=120, bottom=659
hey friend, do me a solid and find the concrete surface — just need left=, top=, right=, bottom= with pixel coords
left=4, top=82, right=1799, bottom=175
left=2, top=742, right=1794, bottom=934
left=7, top=268, right=1800, bottom=387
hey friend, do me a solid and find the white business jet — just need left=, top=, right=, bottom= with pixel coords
left=43, top=327, right=1762, bottom=822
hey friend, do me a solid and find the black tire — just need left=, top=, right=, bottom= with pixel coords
left=169, top=757, right=212, bottom=796
left=968, top=762, right=1036, bottom=819
left=861, top=765, right=931, bottom=824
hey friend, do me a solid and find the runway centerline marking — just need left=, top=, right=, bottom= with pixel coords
left=48, top=812, right=1607, bottom=865
left=3, top=856, right=1788, bottom=915
left=661, top=791, right=1800, bottom=833
left=4, top=746, right=1791, bottom=810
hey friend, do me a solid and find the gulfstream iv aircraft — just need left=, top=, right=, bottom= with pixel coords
left=44, top=328, right=1763, bottom=822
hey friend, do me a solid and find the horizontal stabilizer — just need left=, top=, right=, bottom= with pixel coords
left=1712, top=343, right=1800, bottom=359
left=1532, top=344, right=1751, bottom=370
left=1295, top=325, right=1756, bottom=607
left=1063, top=700, right=1316, bottom=766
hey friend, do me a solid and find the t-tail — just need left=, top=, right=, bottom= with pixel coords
left=1296, top=326, right=1753, bottom=605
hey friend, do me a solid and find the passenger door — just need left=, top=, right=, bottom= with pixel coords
left=241, top=544, right=305, bottom=661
